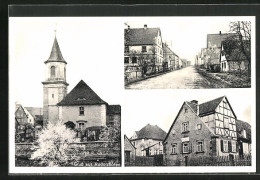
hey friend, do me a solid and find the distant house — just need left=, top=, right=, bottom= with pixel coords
left=124, top=135, right=136, bottom=166
left=236, top=120, right=251, bottom=155
left=162, top=43, right=178, bottom=71
left=180, top=59, right=187, bottom=68
left=15, top=104, right=35, bottom=127
left=24, top=107, right=43, bottom=128
left=205, top=31, right=235, bottom=70
left=130, top=124, right=167, bottom=156
left=187, top=61, right=191, bottom=67
left=220, top=41, right=249, bottom=72
left=163, top=96, right=241, bottom=166
left=124, top=24, right=164, bottom=72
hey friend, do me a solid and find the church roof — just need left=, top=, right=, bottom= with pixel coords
left=45, top=36, right=67, bottom=64
left=57, top=80, right=107, bottom=106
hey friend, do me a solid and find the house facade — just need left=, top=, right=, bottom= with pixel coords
left=204, top=32, right=235, bottom=70
left=124, top=24, right=164, bottom=73
left=130, top=124, right=166, bottom=156
left=163, top=96, right=240, bottom=166
left=124, top=135, right=136, bottom=166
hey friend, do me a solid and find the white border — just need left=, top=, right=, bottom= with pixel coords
left=9, top=16, right=256, bottom=174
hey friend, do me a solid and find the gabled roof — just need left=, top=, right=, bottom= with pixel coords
left=133, top=124, right=167, bottom=141
left=207, top=33, right=236, bottom=48
left=45, top=36, right=67, bottom=64
left=107, top=105, right=121, bottom=114
left=124, top=135, right=136, bottom=149
left=199, top=96, right=237, bottom=118
left=125, top=27, right=161, bottom=46
left=24, top=107, right=43, bottom=118
left=57, top=80, right=107, bottom=106
left=199, top=96, right=224, bottom=116
left=162, top=43, right=178, bottom=56
left=236, top=120, right=251, bottom=142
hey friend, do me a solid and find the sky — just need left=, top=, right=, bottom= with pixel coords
left=125, top=19, right=232, bottom=64
left=9, top=17, right=253, bottom=138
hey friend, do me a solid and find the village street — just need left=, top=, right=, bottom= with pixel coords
left=126, top=66, right=214, bottom=89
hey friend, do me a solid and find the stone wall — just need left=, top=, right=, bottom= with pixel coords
left=15, top=141, right=121, bottom=167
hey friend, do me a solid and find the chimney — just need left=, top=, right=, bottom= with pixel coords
left=219, top=31, right=222, bottom=35
left=191, top=100, right=199, bottom=116
left=144, top=24, right=147, bottom=30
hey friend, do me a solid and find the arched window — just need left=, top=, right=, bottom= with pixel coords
left=51, top=66, right=56, bottom=77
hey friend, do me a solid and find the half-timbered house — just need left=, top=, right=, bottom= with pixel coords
left=163, top=96, right=241, bottom=166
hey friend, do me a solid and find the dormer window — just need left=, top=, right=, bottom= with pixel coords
left=76, top=97, right=86, bottom=101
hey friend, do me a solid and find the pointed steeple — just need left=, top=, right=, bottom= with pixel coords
left=44, top=35, right=67, bottom=64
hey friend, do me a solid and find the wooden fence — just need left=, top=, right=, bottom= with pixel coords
left=187, top=154, right=251, bottom=166
left=134, top=154, right=163, bottom=166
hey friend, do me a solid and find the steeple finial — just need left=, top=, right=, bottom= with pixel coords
left=54, top=23, right=57, bottom=36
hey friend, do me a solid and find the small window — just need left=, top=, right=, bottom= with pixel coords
left=79, top=107, right=84, bottom=116
left=197, top=141, right=203, bottom=152
left=125, top=46, right=129, bottom=53
left=182, top=143, right=189, bottom=153
left=124, top=57, right=129, bottom=63
left=52, top=94, right=54, bottom=98
left=197, top=124, right=202, bottom=130
left=109, top=115, right=113, bottom=120
left=159, top=150, right=163, bottom=154
left=182, top=122, right=189, bottom=132
left=142, top=46, right=147, bottom=52
left=184, top=108, right=188, bottom=113
left=223, top=140, right=228, bottom=152
left=132, top=57, right=137, bottom=63
left=172, top=144, right=177, bottom=154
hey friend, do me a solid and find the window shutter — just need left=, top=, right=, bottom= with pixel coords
left=220, top=140, right=224, bottom=152
left=189, top=142, right=192, bottom=153
left=180, top=143, right=183, bottom=153
left=228, top=141, right=232, bottom=152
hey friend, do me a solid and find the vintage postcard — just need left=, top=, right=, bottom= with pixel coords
left=9, top=16, right=255, bottom=174
left=124, top=20, right=252, bottom=89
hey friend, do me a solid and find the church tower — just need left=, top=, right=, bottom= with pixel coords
left=42, top=34, right=69, bottom=126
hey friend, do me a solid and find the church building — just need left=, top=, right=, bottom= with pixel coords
left=41, top=35, right=121, bottom=140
